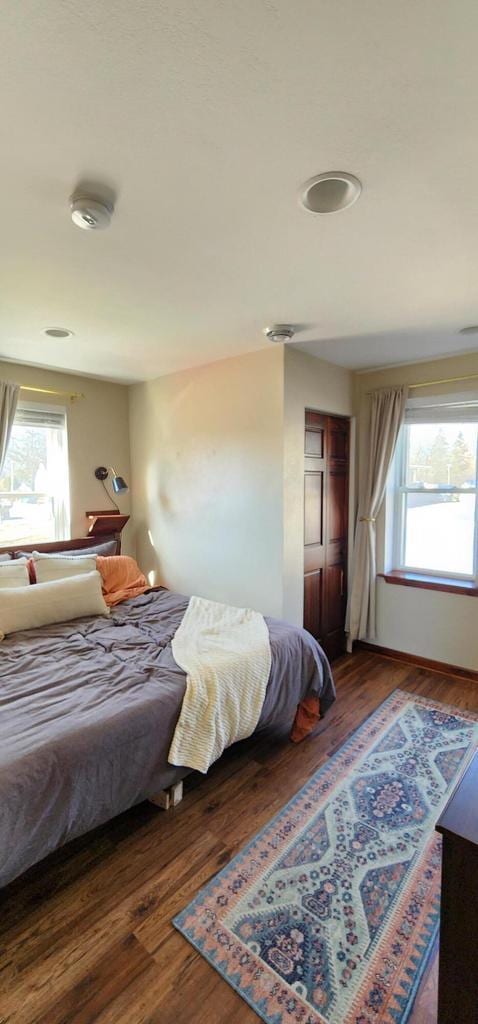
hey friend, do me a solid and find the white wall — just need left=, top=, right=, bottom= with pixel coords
left=354, top=351, right=478, bottom=672
left=129, top=347, right=285, bottom=617
left=282, top=347, right=353, bottom=625
left=0, top=360, right=132, bottom=549
left=375, top=579, right=478, bottom=670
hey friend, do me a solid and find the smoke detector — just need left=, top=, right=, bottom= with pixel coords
left=70, top=194, right=113, bottom=230
left=263, top=324, right=295, bottom=343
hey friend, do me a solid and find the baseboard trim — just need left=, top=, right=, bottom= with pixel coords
left=354, top=641, right=478, bottom=684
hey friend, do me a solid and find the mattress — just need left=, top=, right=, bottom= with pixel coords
left=0, top=588, right=335, bottom=888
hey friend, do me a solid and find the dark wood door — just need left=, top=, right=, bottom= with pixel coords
left=303, top=411, right=349, bottom=660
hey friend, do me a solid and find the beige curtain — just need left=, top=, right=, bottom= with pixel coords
left=346, top=385, right=407, bottom=647
left=0, top=380, right=20, bottom=475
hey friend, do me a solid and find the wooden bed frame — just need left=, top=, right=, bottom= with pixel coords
left=0, top=533, right=122, bottom=557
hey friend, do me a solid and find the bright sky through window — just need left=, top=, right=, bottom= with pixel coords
left=394, top=420, right=478, bottom=579
left=0, top=405, right=69, bottom=546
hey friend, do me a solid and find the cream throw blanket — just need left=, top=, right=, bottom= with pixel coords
left=168, top=596, right=272, bottom=774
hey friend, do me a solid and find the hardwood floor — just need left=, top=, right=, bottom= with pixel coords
left=1, top=651, right=477, bottom=1024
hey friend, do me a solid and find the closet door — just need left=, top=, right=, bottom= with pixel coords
left=303, top=411, right=349, bottom=660
left=303, top=412, right=327, bottom=645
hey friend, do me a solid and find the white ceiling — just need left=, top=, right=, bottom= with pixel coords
left=1, top=0, right=478, bottom=383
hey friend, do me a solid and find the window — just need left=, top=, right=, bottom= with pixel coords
left=0, top=405, right=70, bottom=546
left=392, top=400, right=478, bottom=582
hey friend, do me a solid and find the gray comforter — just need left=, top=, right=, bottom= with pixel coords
left=0, top=588, right=335, bottom=888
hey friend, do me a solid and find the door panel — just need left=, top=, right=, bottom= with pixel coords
left=326, top=562, right=346, bottom=633
left=303, top=411, right=350, bottom=660
left=328, top=420, right=349, bottom=462
left=328, top=470, right=348, bottom=544
left=304, top=569, right=324, bottom=640
left=304, top=474, right=324, bottom=546
left=305, top=426, right=324, bottom=457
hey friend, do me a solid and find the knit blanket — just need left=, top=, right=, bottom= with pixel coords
left=168, top=596, right=272, bottom=773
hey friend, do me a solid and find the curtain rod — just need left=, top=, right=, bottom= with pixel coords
left=367, top=371, right=478, bottom=395
left=409, top=371, right=478, bottom=390
left=19, top=385, right=85, bottom=403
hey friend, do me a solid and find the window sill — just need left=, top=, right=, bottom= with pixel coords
left=379, top=570, right=478, bottom=597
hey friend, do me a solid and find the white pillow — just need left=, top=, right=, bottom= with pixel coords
left=33, top=552, right=97, bottom=584
left=0, top=571, right=109, bottom=639
left=0, top=558, right=30, bottom=589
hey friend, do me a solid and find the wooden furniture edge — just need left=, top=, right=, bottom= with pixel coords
left=435, top=750, right=478, bottom=1024
left=354, top=640, right=478, bottom=683
left=86, top=512, right=130, bottom=538
left=379, top=570, right=478, bottom=597
left=436, top=749, right=478, bottom=847
left=0, top=534, right=121, bottom=557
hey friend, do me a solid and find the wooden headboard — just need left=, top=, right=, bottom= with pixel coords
left=0, top=535, right=121, bottom=558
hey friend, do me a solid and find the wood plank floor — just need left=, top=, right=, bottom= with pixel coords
left=1, top=651, right=477, bottom=1024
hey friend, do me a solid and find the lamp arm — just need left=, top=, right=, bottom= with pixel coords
left=101, top=477, right=120, bottom=513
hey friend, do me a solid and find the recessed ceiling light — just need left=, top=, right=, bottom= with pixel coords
left=300, top=171, right=362, bottom=214
left=263, top=324, right=295, bottom=343
left=459, top=325, right=478, bottom=335
left=42, top=327, right=74, bottom=339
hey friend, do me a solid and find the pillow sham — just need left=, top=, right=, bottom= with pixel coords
left=0, top=571, right=109, bottom=639
left=33, top=552, right=97, bottom=584
left=13, top=539, right=117, bottom=559
left=96, top=555, right=149, bottom=607
left=0, top=558, right=30, bottom=589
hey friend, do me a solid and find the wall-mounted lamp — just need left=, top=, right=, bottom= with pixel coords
left=94, top=466, right=128, bottom=511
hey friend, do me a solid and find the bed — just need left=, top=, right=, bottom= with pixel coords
left=0, top=538, right=335, bottom=888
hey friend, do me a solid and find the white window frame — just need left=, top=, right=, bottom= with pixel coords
left=0, top=402, right=71, bottom=544
left=393, top=419, right=478, bottom=583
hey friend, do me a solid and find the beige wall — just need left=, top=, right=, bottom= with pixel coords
left=129, top=347, right=285, bottom=617
left=0, top=360, right=132, bottom=549
left=7, top=344, right=473, bottom=670
left=5, top=344, right=472, bottom=668
left=354, top=351, right=478, bottom=672
left=283, top=347, right=354, bottom=625
left=129, top=345, right=353, bottom=624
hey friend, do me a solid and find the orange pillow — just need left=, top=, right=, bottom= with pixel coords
left=96, top=555, right=148, bottom=607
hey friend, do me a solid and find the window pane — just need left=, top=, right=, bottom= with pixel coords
left=406, top=423, right=477, bottom=488
left=404, top=492, right=475, bottom=575
left=0, top=419, right=69, bottom=546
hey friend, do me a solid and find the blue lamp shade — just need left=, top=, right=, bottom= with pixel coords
left=111, top=468, right=128, bottom=494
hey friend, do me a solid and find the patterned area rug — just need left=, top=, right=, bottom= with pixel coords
left=174, top=690, right=478, bottom=1023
